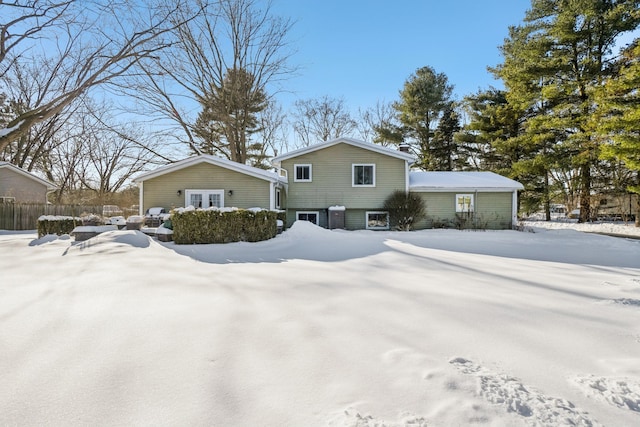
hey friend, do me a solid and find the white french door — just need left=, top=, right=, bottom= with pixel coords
left=185, top=190, right=224, bottom=208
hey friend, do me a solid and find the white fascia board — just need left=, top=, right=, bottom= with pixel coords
left=410, top=186, right=523, bottom=193
left=134, top=155, right=285, bottom=184
left=272, top=137, right=414, bottom=163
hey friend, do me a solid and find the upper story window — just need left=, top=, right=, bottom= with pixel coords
left=294, top=164, right=312, bottom=182
left=352, top=164, right=375, bottom=187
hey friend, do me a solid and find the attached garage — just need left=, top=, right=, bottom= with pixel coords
left=409, top=171, right=524, bottom=230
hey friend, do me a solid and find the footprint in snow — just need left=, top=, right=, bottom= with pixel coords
left=613, top=298, right=640, bottom=307
left=449, top=357, right=601, bottom=426
left=573, top=375, right=640, bottom=413
left=332, top=407, right=428, bottom=427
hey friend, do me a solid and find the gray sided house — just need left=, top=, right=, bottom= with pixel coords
left=0, top=162, right=57, bottom=203
left=133, top=155, right=287, bottom=214
left=272, top=137, right=414, bottom=230
left=410, top=171, right=524, bottom=230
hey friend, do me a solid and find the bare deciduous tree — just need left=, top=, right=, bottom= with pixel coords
left=0, top=57, right=82, bottom=171
left=256, top=99, right=287, bottom=161
left=0, top=0, right=72, bottom=78
left=291, top=95, right=356, bottom=147
left=357, top=100, right=397, bottom=145
left=122, top=0, right=296, bottom=160
left=0, top=0, right=193, bottom=152
left=75, top=102, right=158, bottom=199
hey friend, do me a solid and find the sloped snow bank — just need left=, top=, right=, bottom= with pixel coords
left=522, top=219, right=640, bottom=238
left=1, top=223, right=640, bottom=426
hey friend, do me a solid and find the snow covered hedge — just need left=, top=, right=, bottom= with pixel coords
left=37, top=216, right=79, bottom=238
left=171, top=208, right=278, bottom=244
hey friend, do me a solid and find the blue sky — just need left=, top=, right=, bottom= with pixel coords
left=271, top=0, right=530, bottom=111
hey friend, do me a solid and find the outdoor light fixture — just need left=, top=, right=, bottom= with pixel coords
left=177, top=190, right=182, bottom=196
left=228, top=190, right=233, bottom=196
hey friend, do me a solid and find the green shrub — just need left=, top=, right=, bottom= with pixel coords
left=276, top=210, right=287, bottom=231
left=37, top=216, right=79, bottom=238
left=383, top=190, right=426, bottom=231
left=171, top=208, right=278, bottom=244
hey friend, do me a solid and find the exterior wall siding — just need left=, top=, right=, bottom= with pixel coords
left=142, top=163, right=271, bottom=213
left=0, top=169, right=48, bottom=203
left=414, top=191, right=514, bottom=230
left=281, top=143, right=406, bottom=228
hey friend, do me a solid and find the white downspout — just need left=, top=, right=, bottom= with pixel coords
left=512, top=190, right=518, bottom=229
left=405, top=161, right=410, bottom=193
left=269, top=182, right=275, bottom=210
left=138, top=182, right=144, bottom=216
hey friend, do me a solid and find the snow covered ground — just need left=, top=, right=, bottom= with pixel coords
left=1, top=220, right=639, bottom=426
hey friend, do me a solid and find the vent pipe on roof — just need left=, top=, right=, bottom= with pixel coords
left=398, top=143, right=410, bottom=153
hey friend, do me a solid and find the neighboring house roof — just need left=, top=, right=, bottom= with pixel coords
left=133, top=155, right=287, bottom=184
left=271, top=137, right=415, bottom=163
left=409, top=171, right=524, bottom=192
left=0, top=161, right=57, bottom=190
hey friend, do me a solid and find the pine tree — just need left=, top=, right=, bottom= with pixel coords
left=492, top=0, right=640, bottom=222
left=459, top=89, right=524, bottom=173
left=391, top=66, right=454, bottom=170
left=194, top=67, right=268, bottom=165
left=430, top=102, right=461, bottom=171
left=596, top=40, right=640, bottom=225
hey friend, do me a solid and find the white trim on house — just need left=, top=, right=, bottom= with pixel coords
left=293, top=164, right=312, bottom=182
left=296, top=211, right=319, bottom=225
left=185, top=189, right=224, bottom=208
left=405, top=162, right=410, bottom=193
left=455, top=194, right=475, bottom=213
left=409, top=171, right=524, bottom=193
left=272, top=137, right=415, bottom=163
left=352, top=163, right=376, bottom=187
left=0, top=161, right=57, bottom=190
left=365, top=211, right=389, bottom=230
left=138, top=182, right=144, bottom=215
left=512, top=190, right=519, bottom=227
left=133, top=155, right=287, bottom=185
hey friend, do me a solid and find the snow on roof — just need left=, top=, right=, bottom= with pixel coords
left=409, top=171, right=524, bottom=192
left=133, top=155, right=287, bottom=184
left=272, top=137, right=415, bottom=163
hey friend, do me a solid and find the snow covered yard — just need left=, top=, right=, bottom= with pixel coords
left=0, top=222, right=639, bottom=426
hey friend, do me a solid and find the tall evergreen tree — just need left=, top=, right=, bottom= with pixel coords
left=596, top=40, right=640, bottom=225
left=193, top=67, right=268, bottom=166
left=492, top=0, right=640, bottom=222
left=459, top=89, right=524, bottom=173
left=430, top=102, right=461, bottom=171
left=386, top=66, right=454, bottom=170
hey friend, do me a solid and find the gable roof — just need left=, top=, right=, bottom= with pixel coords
left=133, top=155, right=287, bottom=184
left=409, top=171, right=524, bottom=192
left=272, top=137, right=415, bottom=163
left=0, top=162, right=57, bottom=190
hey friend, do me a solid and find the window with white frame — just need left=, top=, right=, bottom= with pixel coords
left=366, top=211, right=389, bottom=230
left=185, top=190, right=224, bottom=208
left=275, top=189, right=281, bottom=209
left=352, top=164, right=375, bottom=187
left=296, top=211, right=319, bottom=225
left=455, top=194, right=474, bottom=212
left=294, top=164, right=312, bottom=182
